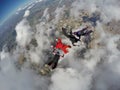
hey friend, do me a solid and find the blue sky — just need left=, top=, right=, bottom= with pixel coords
left=0, top=0, right=33, bottom=24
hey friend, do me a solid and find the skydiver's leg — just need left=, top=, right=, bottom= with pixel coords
left=45, top=54, right=60, bottom=69
left=46, top=60, right=53, bottom=66
left=45, top=56, right=55, bottom=67
left=44, top=61, right=56, bottom=71
left=51, top=57, right=59, bottom=69
left=51, top=62, right=58, bottom=69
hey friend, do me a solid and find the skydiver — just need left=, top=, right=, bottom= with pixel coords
left=51, top=38, right=71, bottom=54
left=45, top=50, right=64, bottom=70
left=73, top=26, right=93, bottom=40
left=40, top=50, right=64, bottom=75
left=62, top=27, right=80, bottom=46
left=73, top=26, right=93, bottom=48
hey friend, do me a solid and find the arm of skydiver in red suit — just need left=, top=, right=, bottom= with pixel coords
left=60, top=54, right=64, bottom=59
left=81, top=26, right=89, bottom=32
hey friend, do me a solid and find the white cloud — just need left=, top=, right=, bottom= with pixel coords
left=41, top=8, right=50, bottom=22
left=1, top=0, right=120, bottom=90
left=49, top=21, right=120, bottom=90
left=50, top=68, right=92, bottom=90
left=36, top=0, right=43, bottom=2
left=70, top=0, right=120, bottom=22
left=0, top=50, right=49, bottom=90
left=24, top=9, right=30, bottom=17
left=53, top=6, right=65, bottom=24
left=15, top=18, right=33, bottom=47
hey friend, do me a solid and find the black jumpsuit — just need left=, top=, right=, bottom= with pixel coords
left=46, top=52, right=60, bottom=69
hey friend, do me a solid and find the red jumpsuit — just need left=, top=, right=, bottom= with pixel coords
left=54, top=38, right=71, bottom=54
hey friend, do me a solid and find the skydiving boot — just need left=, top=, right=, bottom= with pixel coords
left=44, top=64, right=51, bottom=73
left=39, top=64, right=50, bottom=75
left=40, top=68, right=46, bottom=75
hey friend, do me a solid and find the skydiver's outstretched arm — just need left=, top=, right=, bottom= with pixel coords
left=60, top=54, right=64, bottom=58
left=87, top=30, right=93, bottom=34
left=83, top=26, right=89, bottom=30
left=80, top=26, right=89, bottom=34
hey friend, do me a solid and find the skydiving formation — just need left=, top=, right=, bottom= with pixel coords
left=40, top=25, right=94, bottom=75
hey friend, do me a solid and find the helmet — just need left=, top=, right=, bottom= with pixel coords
left=56, top=51, right=60, bottom=55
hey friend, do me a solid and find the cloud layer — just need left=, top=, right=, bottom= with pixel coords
left=0, top=0, right=120, bottom=90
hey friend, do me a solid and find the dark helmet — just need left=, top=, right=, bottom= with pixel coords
left=56, top=51, right=60, bottom=55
